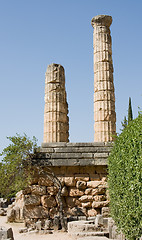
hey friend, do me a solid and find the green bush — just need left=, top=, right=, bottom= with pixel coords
left=0, top=133, right=37, bottom=199
left=108, top=113, right=142, bottom=240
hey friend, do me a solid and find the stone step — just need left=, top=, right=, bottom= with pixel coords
left=77, top=237, right=109, bottom=240
left=68, top=220, right=109, bottom=233
left=68, top=220, right=96, bottom=233
left=71, top=231, right=109, bottom=238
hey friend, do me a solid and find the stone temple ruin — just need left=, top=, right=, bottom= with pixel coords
left=8, top=15, right=119, bottom=238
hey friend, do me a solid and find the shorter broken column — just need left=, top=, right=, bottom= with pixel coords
left=43, top=63, right=69, bottom=142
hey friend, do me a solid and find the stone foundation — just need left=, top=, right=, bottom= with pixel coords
left=8, top=142, right=112, bottom=228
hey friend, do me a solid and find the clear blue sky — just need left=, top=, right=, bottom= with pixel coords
left=0, top=0, right=142, bottom=151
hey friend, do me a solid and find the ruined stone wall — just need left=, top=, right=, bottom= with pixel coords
left=23, top=166, right=109, bottom=225
left=12, top=143, right=111, bottom=226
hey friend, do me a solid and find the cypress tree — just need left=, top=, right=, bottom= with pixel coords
left=128, top=97, right=133, bottom=124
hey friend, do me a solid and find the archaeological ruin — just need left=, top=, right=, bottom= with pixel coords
left=91, top=15, right=116, bottom=142
left=43, top=63, right=69, bottom=143
left=8, top=15, right=119, bottom=238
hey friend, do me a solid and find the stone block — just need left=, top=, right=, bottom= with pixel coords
left=24, top=195, right=41, bottom=206
left=0, top=208, right=7, bottom=216
left=0, top=226, right=14, bottom=240
left=66, top=197, right=80, bottom=208
left=49, top=207, right=58, bottom=218
left=92, top=200, right=109, bottom=208
left=66, top=142, right=105, bottom=147
left=82, top=202, right=92, bottom=208
left=19, top=228, right=28, bottom=233
left=41, top=142, right=66, bottom=148
left=94, top=195, right=106, bottom=201
left=67, top=207, right=86, bottom=216
left=69, top=188, right=84, bottom=197
left=13, top=206, right=21, bottom=221
left=41, top=195, right=57, bottom=208
left=82, top=153, right=93, bottom=158
left=40, top=147, right=54, bottom=153
left=87, top=209, right=97, bottom=217
left=85, top=188, right=92, bottom=195
left=74, top=174, right=89, bottom=182
left=79, top=195, right=94, bottom=202
left=64, top=177, right=76, bottom=187
left=47, top=186, right=58, bottom=195
left=94, top=153, right=109, bottom=158
left=76, top=181, right=86, bottom=189
left=87, top=181, right=101, bottom=188
left=108, top=217, right=124, bottom=240
left=35, top=220, right=42, bottom=231
left=23, top=206, right=49, bottom=219
left=30, top=185, right=46, bottom=195
left=92, top=187, right=106, bottom=196
left=7, top=207, right=15, bottom=222
left=95, top=214, right=103, bottom=227
left=103, top=218, right=108, bottom=228
left=51, top=153, right=82, bottom=159
left=44, top=219, right=52, bottom=230
left=38, top=176, right=54, bottom=186
left=102, top=207, right=110, bottom=217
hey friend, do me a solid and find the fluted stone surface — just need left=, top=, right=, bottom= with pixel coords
left=43, top=63, right=69, bottom=142
left=91, top=15, right=116, bottom=142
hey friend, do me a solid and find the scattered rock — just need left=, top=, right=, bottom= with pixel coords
left=0, top=226, right=14, bottom=240
left=44, top=219, right=52, bottom=230
left=35, top=220, right=42, bottom=231
left=0, top=208, right=7, bottom=216
left=19, top=228, right=28, bottom=233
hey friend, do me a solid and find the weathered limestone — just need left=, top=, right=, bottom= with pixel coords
left=91, top=15, right=116, bottom=142
left=43, top=63, right=69, bottom=142
left=7, top=143, right=111, bottom=226
left=0, top=226, right=14, bottom=240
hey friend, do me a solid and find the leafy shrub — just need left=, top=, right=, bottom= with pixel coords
left=108, top=113, right=142, bottom=240
left=0, top=133, right=37, bottom=199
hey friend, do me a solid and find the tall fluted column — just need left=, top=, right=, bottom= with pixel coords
left=91, top=15, right=116, bottom=142
left=43, top=63, right=69, bottom=142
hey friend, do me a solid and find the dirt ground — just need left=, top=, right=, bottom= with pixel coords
left=0, top=216, right=77, bottom=240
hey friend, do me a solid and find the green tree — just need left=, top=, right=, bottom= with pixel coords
left=121, top=116, right=128, bottom=130
left=0, top=133, right=37, bottom=199
left=108, top=113, right=142, bottom=240
left=128, top=97, right=133, bottom=124
left=121, top=97, right=133, bottom=131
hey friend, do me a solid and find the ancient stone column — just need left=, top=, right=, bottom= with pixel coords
left=91, top=15, right=116, bottom=142
left=43, top=63, right=69, bottom=142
